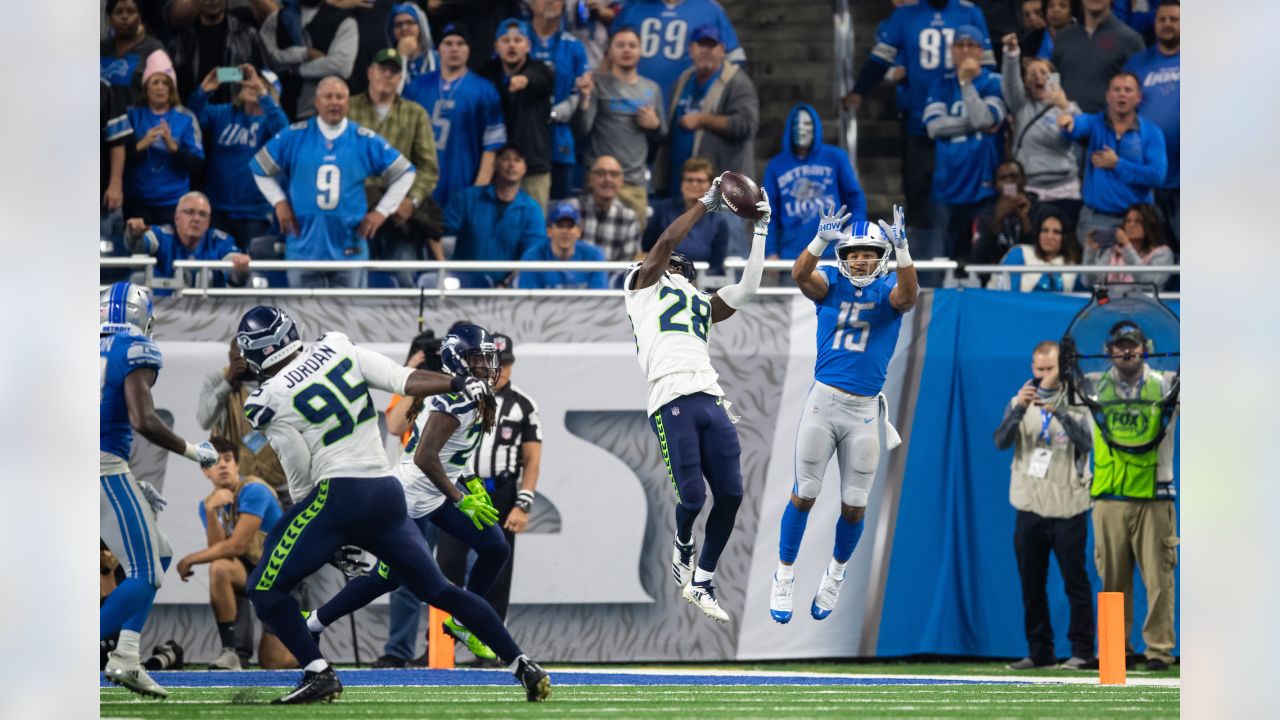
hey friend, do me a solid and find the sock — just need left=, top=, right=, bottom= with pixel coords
left=693, top=567, right=714, bottom=585
left=508, top=654, right=527, bottom=674
left=778, top=501, right=811, bottom=564
left=316, top=572, right=397, bottom=627
left=100, top=577, right=158, bottom=638
left=116, top=630, right=141, bottom=661
left=217, top=621, right=237, bottom=649
left=828, top=558, right=848, bottom=581
left=776, top=562, right=795, bottom=582
left=674, top=504, right=699, bottom=546
left=833, top=516, right=865, bottom=564
left=697, top=492, right=743, bottom=574
left=304, top=658, right=329, bottom=673
left=305, top=611, right=325, bottom=633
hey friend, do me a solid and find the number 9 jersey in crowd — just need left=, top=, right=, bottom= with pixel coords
left=243, top=331, right=415, bottom=503
left=811, top=264, right=903, bottom=396
left=398, top=392, right=483, bottom=519
left=624, top=266, right=724, bottom=416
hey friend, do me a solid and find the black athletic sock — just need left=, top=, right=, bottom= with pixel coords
left=217, top=621, right=237, bottom=649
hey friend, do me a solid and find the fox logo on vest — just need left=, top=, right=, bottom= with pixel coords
left=1105, top=408, right=1150, bottom=436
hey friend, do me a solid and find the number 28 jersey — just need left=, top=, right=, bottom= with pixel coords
left=244, top=331, right=413, bottom=503
left=624, top=268, right=724, bottom=415
left=397, top=392, right=482, bottom=519
left=813, top=266, right=904, bottom=396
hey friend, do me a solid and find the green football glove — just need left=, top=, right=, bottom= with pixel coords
left=464, top=477, right=493, bottom=507
left=457, top=493, right=499, bottom=530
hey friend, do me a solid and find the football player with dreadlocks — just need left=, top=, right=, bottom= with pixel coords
left=768, top=204, right=917, bottom=625
left=623, top=175, right=770, bottom=624
left=305, top=324, right=514, bottom=662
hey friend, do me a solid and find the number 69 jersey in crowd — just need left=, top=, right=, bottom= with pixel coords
left=397, top=393, right=483, bottom=519
left=244, top=332, right=415, bottom=503
left=812, top=265, right=904, bottom=396
left=624, top=267, right=724, bottom=416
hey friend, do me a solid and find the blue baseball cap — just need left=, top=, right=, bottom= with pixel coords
left=495, top=18, right=532, bottom=44
left=691, top=25, right=722, bottom=45
left=954, top=24, right=984, bottom=44
left=547, top=202, right=581, bottom=226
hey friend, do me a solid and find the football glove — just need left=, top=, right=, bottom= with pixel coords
left=699, top=175, right=725, bottom=213
left=752, top=189, right=772, bottom=235
left=877, top=203, right=908, bottom=252
left=464, top=477, right=493, bottom=507
left=452, top=375, right=493, bottom=403
left=138, top=481, right=167, bottom=514
left=186, top=440, right=219, bottom=469
left=457, top=494, right=499, bottom=530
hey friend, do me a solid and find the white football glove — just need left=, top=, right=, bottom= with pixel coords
left=185, top=440, right=219, bottom=469
left=877, top=204, right=912, bottom=268
left=752, top=189, right=772, bottom=235
left=138, top=481, right=168, bottom=514
left=459, top=376, right=494, bottom=403
left=807, top=203, right=852, bottom=258
left=699, top=175, right=725, bottom=213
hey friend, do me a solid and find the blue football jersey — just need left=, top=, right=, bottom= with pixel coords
left=868, top=0, right=994, bottom=137
left=250, top=119, right=412, bottom=261
left=404, top=70, right=507, bottom=208
left=812, top=266, right=903, bottom=396
left=530, top=30, right=590, bottom=165
left=100, top=332, right=163, bottom=461
left=922, top=69, right=1005, bottom=204
left=614, top=0, right=744, bottom=104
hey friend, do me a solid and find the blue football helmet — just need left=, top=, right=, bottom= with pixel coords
left=668, top=253, right=697, bottom=284
left=100, top=281, right=155, bottom=337
left=236, top=306, right=302, bottom=375
left=440, top=324, right=500, bottom=386
left=835, top=221, right=892, bottom=288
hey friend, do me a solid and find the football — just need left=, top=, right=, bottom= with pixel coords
left=718, top=171, right=765, bottom=220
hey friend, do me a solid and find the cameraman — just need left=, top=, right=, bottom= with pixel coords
left=438, top=333, right=542, bottom=632
left=994, top=341, right=1094, bottom=670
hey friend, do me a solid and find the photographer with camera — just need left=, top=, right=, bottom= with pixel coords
left=994, top=341, right=1094, bottom=670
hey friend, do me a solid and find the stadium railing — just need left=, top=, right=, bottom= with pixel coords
left=832, top=0, right=858, bottom=156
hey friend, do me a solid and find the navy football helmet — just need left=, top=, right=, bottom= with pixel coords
left=668, top=253, right=697, bottom=284
left=100, top=281, right=155, bottom=337
left=440, top=324, right=500, bottom=386
left=236, top=306, right=302, bottom=375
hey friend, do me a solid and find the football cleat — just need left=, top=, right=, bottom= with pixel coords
left=514, top=656, right=552, bottom=702
left=683, top=580, right=730, bottom=623
left=209, top=646, right=242, bottom=670
left=103, top=651, right=169, bottom=699
left=811, top=567, right=846, bottom=620
left=272, top=667, right=343, bottom=704
left=443, top=616, right=497, bottom=661
left=672, top=538, right=695, bottom=588
left=769, top=573, right=796, bottom=624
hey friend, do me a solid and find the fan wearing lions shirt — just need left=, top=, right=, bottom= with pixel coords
left=769, top=204, right=917, bottom=625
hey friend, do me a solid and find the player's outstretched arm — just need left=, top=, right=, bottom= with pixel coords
left=124, top=369, right=216, bottom=466
left=879, top=204, right=918, bottom=312
left=711, top=191, right=772, bottom=322
left=793, top=204, right=851, bottom=302
left=633, top=177, right=723, bottom=290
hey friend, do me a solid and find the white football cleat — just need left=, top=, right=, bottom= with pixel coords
left=103, top=651, right=169, bottom=699
left=683, top=580, right=730, bottom=624
left=671, top=538, right=695, bottom=589
left=811, top=567, right=846, bottom=620
left=209, top=646, right=242, bottom=670
left=769, top=573, right=795, bottom=624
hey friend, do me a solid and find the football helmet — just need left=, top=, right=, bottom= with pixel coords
left=100, top=281, right=155, bottom=337
left=440, top=324, right=500, bottom=386
left=835, top=221, right=892, bottom=288
left=235, top=306, right=302, bottom=375
left=668, top=253, right=697, bottom=284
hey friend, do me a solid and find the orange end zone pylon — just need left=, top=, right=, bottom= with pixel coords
left=1097, top=591, right=1125, bottom=685
left=427, top=605, right=455, bottom=669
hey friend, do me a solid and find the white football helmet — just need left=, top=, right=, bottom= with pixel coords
left=835, top=221, right=892, bottom=288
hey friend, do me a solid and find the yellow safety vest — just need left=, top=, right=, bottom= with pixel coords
left=1089, top=372, right=1165, bottom=499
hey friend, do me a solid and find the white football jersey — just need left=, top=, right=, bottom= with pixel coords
left=245, top=331, right=413, bottom=502
left=624, top=267, right=724, bottom=415
left=397, top=392, right=482, bottom=518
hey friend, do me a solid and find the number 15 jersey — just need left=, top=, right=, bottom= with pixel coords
left=813, top=266, right=904, bottom=396
left=624, top=268, right=724, bottom=415
left=244, top=331, right=413, bottom=503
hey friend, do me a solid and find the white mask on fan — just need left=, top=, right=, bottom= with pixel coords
left=792, top=111, right=815, bottom=155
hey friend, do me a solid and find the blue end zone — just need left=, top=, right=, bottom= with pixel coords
left=100, top=668, right=1031, bottom=688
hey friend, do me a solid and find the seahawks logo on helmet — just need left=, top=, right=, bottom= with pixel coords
left=441, top=324, right=501, bottom=386
left=235, top=306, right=302, bottom=375
left=835, top=221, right=893, bottom=288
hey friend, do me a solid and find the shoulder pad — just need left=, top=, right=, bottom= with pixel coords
left=124, top=336, right=163, bottom=369
left=356, top=125, right=376, bottom=138
left=290, top=120, right=309, bottom=130
left=320, top=330, right=352, bottom=346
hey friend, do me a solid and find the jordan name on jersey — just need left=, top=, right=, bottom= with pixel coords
left=624, top=269, right=724, bottom=415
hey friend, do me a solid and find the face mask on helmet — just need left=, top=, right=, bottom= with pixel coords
left=235, top=306, right=302, bottom=376
left=100, top=281, right=155, bottom=337
left=667, top=253, right=698, bottom=284
left=836, top=221, right=892, bottom=287
left=441, top=324, right=501, bottom=386
left=792, top=110, right=815, bottom=154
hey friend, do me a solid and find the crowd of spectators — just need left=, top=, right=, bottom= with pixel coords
left=100, top=0, right=1178, bottom=291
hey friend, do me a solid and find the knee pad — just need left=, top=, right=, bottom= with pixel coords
left=852, top=434, right=880, bottom=475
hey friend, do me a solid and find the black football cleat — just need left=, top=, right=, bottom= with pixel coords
left=514, top=656, right=551, bottom=702
left=272, top=667, right=343, bottom=704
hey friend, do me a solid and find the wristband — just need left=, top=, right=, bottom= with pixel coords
left=183, top=442, right=201, bottom=462
left=806, top=237, right=832, bottom=259
left=894, top=245, right=913, bottom=269
left=515, top=490, right=535, bottom=513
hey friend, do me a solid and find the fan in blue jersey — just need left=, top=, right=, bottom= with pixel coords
left=769, top=204, right=918, bottom=624
left=528, top=0, right=591, bottom=200
left=404, top=25, right=508, bottom=211
left=613, top=0, right=745, bottom=106
left=100, top=281, right=218, bottom=698
left=123, top=192, right=251, bottom=296
left=250, top=76, right=416, bottom=289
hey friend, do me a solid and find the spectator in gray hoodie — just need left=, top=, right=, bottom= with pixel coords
left=1001, top=32, right=1082, bottom=228
left=386, top=2, right=437, bottom=86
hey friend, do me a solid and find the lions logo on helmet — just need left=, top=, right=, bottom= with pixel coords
left=835, top=221, right=893, bottom=288
left=235, top=306, right=302, bottom=375
left=100, top=281, right=155, bottom=337
left=441, top=324, right=501, bottom=386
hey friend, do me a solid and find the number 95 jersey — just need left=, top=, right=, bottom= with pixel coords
left=624, top=268, right=724, bottom=415
left=813, top=266, right=904, bottom=396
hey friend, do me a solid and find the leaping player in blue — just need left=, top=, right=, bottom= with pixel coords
left=100, top=281, right=219, bottom=698
left=769, top=204, right=918, bottom=623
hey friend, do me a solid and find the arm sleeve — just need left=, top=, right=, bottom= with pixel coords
left=299, top=18, right=358, bottom=79
left=482, top=87, right=507, bottom=150
left=408, top=113, right=439, bottom=201
left=1055, top=406, right=1093, bottom=451
left=353, top=345, right=415, bottom=395
left=993, top=402, right=1026, bottom=450
left=196, top=369, right=233, bottom=431
left=572, top=74, right=600, bottom=135
left=960, top=81, right=998, bottom=131
left=1001, top=53, right=1027, bottom=115
left=714, top=226, right=764, bottom=309
left=259, top=10, right=309, bottom=67
left=852, top=15, right=900, bottom=96
left=253, top=174, right=288, bottom=206
left=519, top=206, right=548, bottom=258
left=525, top=63, right=554, bottom=98
left=259, top=93, right=290, bottom=138
left=720, top=73, right=759, bottom=141
left=264, top=422, right=311, bottom=496
left=1112, top=123, right=1168, bottom=188
left=1063, top=112, right=1093, bottom=142
left=186, top=87, right=212, bottom=124
left=128, top=228, right=161, bottom=255
left=443, top=188, right=465, bottom=235
left=374, top=159, right=416, bottom=216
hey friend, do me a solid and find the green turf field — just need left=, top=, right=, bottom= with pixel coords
left=101, top=679, right=1179, bottom=719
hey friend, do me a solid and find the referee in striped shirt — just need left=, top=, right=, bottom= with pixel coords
left=437, top=332, right=542, bottom=626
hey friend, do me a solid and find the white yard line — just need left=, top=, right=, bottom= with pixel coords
left=542, top=666, right=1181, bottom=688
